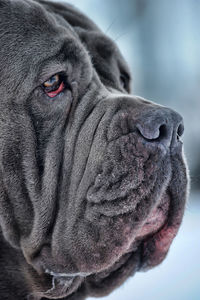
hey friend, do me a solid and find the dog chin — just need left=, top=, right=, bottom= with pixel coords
left=27, top=271, right=84, bottom=299
left=29, top=192, right=171, bottom=299
left=28, top=183, right=186, bottom=300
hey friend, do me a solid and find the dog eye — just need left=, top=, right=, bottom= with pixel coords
left=44, top=74, right=59, bottom=87
left=43, top=74, right=65, bottom=98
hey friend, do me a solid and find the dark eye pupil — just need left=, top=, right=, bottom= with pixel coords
left=48, top=76, right=57, bottom=85
left=44, top=74, right=59, bottom=88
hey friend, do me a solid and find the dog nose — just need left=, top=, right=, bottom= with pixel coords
left=136, top=108, right=184, bottom=149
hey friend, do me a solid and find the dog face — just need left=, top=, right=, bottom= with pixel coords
left=0, top=0, right=188, bottom=299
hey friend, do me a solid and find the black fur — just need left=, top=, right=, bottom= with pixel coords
left=0, top=1, right=188, bottom=299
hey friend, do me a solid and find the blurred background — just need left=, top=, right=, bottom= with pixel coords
left=56, top=0, right=200, bottom=299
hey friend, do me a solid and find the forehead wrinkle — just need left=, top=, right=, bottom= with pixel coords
left=36, top=42, right=68, bottom=84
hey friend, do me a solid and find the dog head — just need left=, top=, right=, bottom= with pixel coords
left=0, top=0, right=188, bottom=299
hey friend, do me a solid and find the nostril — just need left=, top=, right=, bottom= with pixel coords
left=135, top=110, right=184, bottom=149
left=136, top=123, right=169, bottom=142
left=158, top=124, right=168, bottom=141
left=177, top=123, right=184, bottom=138
left=136, top=123, right=160, bottom=140
left=136, top=121, right=173, bottom=148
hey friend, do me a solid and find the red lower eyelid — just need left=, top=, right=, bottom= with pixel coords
left=46, top=81, right=65, bottom=98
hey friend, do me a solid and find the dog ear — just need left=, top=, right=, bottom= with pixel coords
left=37, top=0, right=99, bottom=31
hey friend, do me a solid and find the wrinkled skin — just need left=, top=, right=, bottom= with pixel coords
left=0, top=1, right=189, bottom=299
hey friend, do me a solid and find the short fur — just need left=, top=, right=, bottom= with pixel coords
left=0, top=1, right=188, bottom=299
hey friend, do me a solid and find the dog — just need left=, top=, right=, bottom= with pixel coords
left=0, top=0, right=189, bottom=299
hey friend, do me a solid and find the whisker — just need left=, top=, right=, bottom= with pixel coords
left=114, top=31, right=129, bottom=42
left=105, top=17, right=117, bottom=34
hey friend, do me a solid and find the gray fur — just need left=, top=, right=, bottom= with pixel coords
left=0, top=0, right=188, bottom=299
